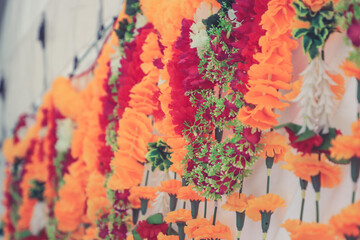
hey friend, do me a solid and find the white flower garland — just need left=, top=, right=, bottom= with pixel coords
left=293, top=57, right=338, bottom=134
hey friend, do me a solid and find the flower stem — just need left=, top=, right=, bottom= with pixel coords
left=204, top=198, right=207, bottom=218
left=262, top=232, right=267, bottom=240
left=266, top=169, right=271, bottom=194
left=352, top=182, right=356, bottom=204
left=174, top=172, right=177, bottom=180
left=145, top=170, right=149, bottom=186
left=315, top=192, right=320, bottom=223
left=265, top=157, right=274, bottom=194
left=299, top=178, right=308, bottom=222
left=237, top=230, right=242, bottom=240
left=167, top=222, right=172, bottom=235
left=300, top=191, right=305, bottom=222
left=212, top=200, right=218, bottom=225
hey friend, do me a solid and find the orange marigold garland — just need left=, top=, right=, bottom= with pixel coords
left=237, top=0, right=298, bottom=130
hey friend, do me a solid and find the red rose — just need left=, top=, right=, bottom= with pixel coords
left=285, top=127, right=323, bottom=155
left=136, top=220, right=168, bottom=240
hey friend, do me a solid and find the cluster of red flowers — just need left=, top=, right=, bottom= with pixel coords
left=231, top=0, right=269, bottom=95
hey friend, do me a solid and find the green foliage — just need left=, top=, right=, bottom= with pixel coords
left=292, top=0, right=337, bottom=60
left=145, top=140, right=172, bottom=172
left=146, top=213, right=163, bottom=224
left=29, top=180, right=45, bottom=201
left=105, top=121, right=119, bottom=152
left=182, top=10, right=261, bottom=200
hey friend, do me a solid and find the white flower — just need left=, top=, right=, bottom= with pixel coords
left=190, top=2, right=219, bottom=56
left=293, top=57, right=338, bottom=134
left=55, top=118, right=75, bottom=153
left=30, top=201, right=48, bottom=236
left=190, top=22, right=209, bottom=52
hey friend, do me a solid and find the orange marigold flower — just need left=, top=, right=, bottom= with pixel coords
left=164, top=209, right=192, bottom=223
left=131, top=186, right=158, bottom=201
left=340, top=59, right=360, bottom=79
left=260, top=0, right=296, bottom=38
left=330, top=119, right=360, bottom=160
left=259, top=131, right=289, bottom=163
left=285, top=79, right=302, bottom=101
left=329, top=201, right=360, bottom=238
left=158, top=180, right=182, bottom=196
left=129, top=188, right=142, bottom=209
left=192, top=221, right=232, bottom=240
left=177, top=186, right=205, bottom=201
left=222, top=193, right=254, bottom=213
left=157, top=233, right=179, bottom=240
left=237, top=106, right=280, bottom=130
left=184, top=217, right=211, bottom=238
left=281, top=219, right=301, bottom=234
left=282, top=152, right=342, bottom=188
left=246, top=193, right=286, bottom=221
left=288, top=221, right=335, bottom=240
left=303, top=0, right=330, bottom=12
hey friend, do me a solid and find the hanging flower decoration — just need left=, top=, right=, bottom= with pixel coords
left=136, top=220, right=168, bottom=240
left=157, top=232, right=179, bottom=240
left=282, top=152, right=342, bottom=188
left=329, top=200, right=360, bottom=239
left=165, top=209, right=192, bottom=240
left=222, top=192, right=254, bottom=238
left=259, top=130, right=289, bottom=193
left=282, top=219, right=336, bottom=240
left=259, top=131, right=289, bottom=163
left=330, top=119, right=360, bottom=160
left=184, top=217, right=211, bottom=239
left=246, top=193, right=286, bottom=239
left=131, top=186, right=157, bottom=215
left=237, top=0, right=298, bottom=130
left=158, top=179, right=182, bottom=212
left=191, top=220, right=232, bottom=240
left=177, top=185, right=205, bottom=219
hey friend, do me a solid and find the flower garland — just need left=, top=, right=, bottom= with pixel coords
left=4, top=0, right=360, bottom=240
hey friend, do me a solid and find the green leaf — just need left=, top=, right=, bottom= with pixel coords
left=15, top=230, right=31, bottom=239
left=303, top=35, right=312, bottom=52
left=318, top=28, right=329, bottom=42
left=308, top=41, right=319, bottom=59
left=275, top=122, right=302, bottom=134
left=296, top=129, right=316, bottom=142
left=320, top=10, right=334, bottom=20
left=325, top=153, right=350, bottom=165
left=313, top=128, right=337, bottom=151
left=311, top=14, right=324, bottom=28
left=132, top=227, right=143, bottom=240
left=147, top=213, right=163, bottom=225
left=293, top=28, right=308, bottom=38
left=293, top=1, right=309, bottom=17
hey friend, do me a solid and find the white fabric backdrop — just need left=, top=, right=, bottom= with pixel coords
left=0, top=1, right=358, bottom=239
